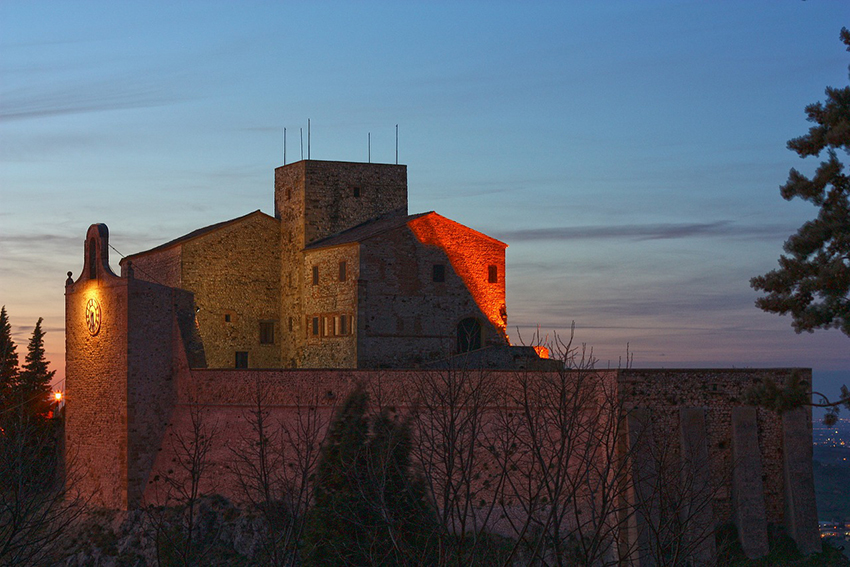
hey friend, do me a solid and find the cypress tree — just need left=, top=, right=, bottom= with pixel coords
left=0, top=305, right=19, bottom=414
left=302, top=387, right=435, bottom=566
left=17, top=317, right=55, bottom=423
left=302, top=386, right=373, bottom=566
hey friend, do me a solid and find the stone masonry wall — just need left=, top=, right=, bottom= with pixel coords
left=618, top=368, right=800, bottom=526
left=408, top=213, right=508, bottom=342
left=66, top=225, right=131, bottom=509
left=125, top=279, right=184, bottom=507
left=357, top=218, right=507, bottom=367
left=143, top=367, right=800, bottom=538
left=301, top=244, right=359, bottom=368
left=274, top=162, right=307, bottom=367
left=121, top=245, right=181, bottom=288
left=274, top=160, right=409, bottom=368
left=181, top=212, right=281, bottom=369
left=297, top=160, right=408, bottom=246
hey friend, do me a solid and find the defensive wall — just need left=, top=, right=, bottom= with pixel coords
left=66, top=224, right=821, bottom=562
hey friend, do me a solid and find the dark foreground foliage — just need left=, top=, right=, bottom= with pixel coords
left=717, top=523, right=850, bottom=567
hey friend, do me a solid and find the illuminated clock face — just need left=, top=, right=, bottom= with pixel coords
left=85, top=298, right=101, bottom=336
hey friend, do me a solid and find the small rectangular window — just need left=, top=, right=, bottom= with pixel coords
left=339, top=261, right=347, bottom=281
left=259, top=321, right=274, bottom=344
left=224, top=313, right=231, bottom=323
left=488, top=265, right=498, bottom=284
left=312, top=317, right=320, bottom=336
left=432, top=264, right=445, bottom=283
left=89, top=239, right=97, bottom=280
left=334, top=315, right=351, bottom=336
left=323, top=316, right=332, bottom=337
left=235, top=351, right=248, bottom=369
left=353, top=186, right=360, bottom=198
left=312, top=265, right=319, bottom=286
left=288, top=316, right=294, bottom=332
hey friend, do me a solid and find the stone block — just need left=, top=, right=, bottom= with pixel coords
left=782, top=407, right=821, bottom=554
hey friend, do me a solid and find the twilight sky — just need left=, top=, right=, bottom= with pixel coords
left=1, top=1, right=848, bottom=395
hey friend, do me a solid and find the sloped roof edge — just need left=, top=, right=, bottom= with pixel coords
left=304, top=210, right=507, bottom=251
left=120, top=210, right=276, bottom=264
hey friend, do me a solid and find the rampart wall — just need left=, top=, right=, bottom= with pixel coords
left=133, top=363, right=818, bottom=551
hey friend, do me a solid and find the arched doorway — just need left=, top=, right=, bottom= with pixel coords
left=456, top=317, right=482, bottom=353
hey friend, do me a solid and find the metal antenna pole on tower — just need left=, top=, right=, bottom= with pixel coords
left=368, top=132, right=371, bottom=163
left=283, top=127, right=287, bottom=165
left=300, top=128, right=303, bottom=160
left=395, top=124, right=398, bottom=164
left=308, top=119, right=311, bottom=160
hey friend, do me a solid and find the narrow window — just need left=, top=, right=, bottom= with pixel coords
left=323, top=316, right=332, bottom=337
left=312, top=317, right=320, bottom=336
left=286, top=187, right=292, bottom=201
left=89, top=238, right=97, bottom=280
left=235, top=351, right=249, bottom=368
left=339, top=261, right=347, bottom=281
left=432, top=264, right=445, bottom=283
left=288, top=316, right=294, bottom=332
left=224, top=313, right=231, bottom=323
left=340, top=314, right=349, bottom=335
left=352, top=186, right=361, bottom=198
left=259, top=321, right=274, bottom=344
left=312, top=265, right=319, bottom=286
left=488, top=265, right=498, bottom=284
left=457, top=318, right=482, bottom=353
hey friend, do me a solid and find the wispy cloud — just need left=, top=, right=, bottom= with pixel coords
left=496, top=221, right=788, bottom=242
left=0, top=75, right=193, bottom=121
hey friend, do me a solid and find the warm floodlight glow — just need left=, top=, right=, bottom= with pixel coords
left=54, top=391, right=63, bottom=402
left=533, top=346, right=550, bottom=359
left=85, top=297, right=101, bottom=335
left=407, top=213, right=508, bottom=341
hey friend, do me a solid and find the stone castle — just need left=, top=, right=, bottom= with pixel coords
left=118, top=160, right=513, bottom=370
left=64, top=159, right=821, bottom=562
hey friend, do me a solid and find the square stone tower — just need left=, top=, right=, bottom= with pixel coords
left=273, top=160, right=408, bottom=367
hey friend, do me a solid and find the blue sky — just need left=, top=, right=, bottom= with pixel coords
left=1, top=1, right=848, bottom=397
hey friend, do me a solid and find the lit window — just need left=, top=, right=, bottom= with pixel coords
left=433, top=264, right=445, bottom=283
left=488, top=265, right=498, bottom=284
left=339, top=261, right=347, bottom=281
left=334, top=314, right=351, bottom=336
left=260, top=321, right=274, bottom=344
left=235, top=351, right=248, bottom=368
left=312, top=265, right=319, bottom=286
